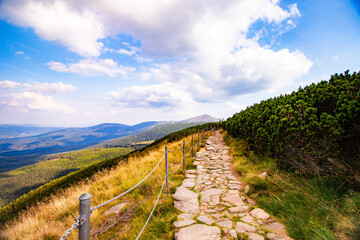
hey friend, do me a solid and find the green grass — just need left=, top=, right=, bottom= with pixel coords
left=0, top=147, right=132, bottom=207
left=224, top=132, right=360, bottom=240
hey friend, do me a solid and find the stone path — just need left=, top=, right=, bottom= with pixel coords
left=173, top=131, right=293, bottom=240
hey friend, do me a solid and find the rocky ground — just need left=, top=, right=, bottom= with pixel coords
left=173, top=131, right=293, bottom=240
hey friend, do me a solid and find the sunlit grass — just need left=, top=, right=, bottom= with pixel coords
left=224, top=131, right=360, bottom=240
left=0, top=132, right=209, bottom=240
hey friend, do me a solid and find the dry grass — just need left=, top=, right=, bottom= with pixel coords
left=0, top=133, right=207, bottom=240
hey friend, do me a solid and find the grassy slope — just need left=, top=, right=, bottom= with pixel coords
left=98, top=122, right=202, bottom=147
left=0, top=147, right=132, bottom=207
left=0, top=130, right=210, bottom=239
left=224, top=132, right=360, bottom=240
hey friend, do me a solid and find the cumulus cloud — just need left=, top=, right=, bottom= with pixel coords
left=1, top=91, right=74, bottom=113
left=15, top=51, right=24, bottom=55
left=105, top=83, right=193, bottom=108
left=0, top=80, right=75, bottom=113
left=0, top=80, right=21, bottom=88
left=0, top=0, right=104, bottom=57
left=47, top=58, right=134, bottom=77
left=1, top=0, right=314, bottom=109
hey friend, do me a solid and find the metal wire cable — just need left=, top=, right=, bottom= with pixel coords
left=185, top=138, right=192, bottom=144
left=60, top=216, right=84, bottom=240
left=168, top=142, right=184, bottom=152
left=90, top=153, right=165, bottom=212
left=135, top=177, right=166, bottom=240
left=169, top=157, right=184, bottom=175
left=185, top=146, right=193, bottom=156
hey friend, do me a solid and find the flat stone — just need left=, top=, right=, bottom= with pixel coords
left=236, top=222, right=256, bottom=233
left=229, top=206, right=250, bottom=213
left=243, top=185, right=250, bottom=194
left=174, top=219, right=196, bottom=228
left=173, top=187, right=199, bottom=213
left=186, top=170, right=197, bottom=174
left=217, top=219, right=233, bottom=229
left=197, top=165, right=204, bottom=170
left=250, top=208, right=270, bottom=219
left=267, top=233, right=288, bottom=240
left=178, top=213, right=194, bottom=220
left=182, top=180, right=196, bottom=188
left=103, top=203, right=128, bottom=216
left=185, top=174, right=196, bottom=179
left=201, top=189, right=223, bottom=202
left=240, top=215, right=255, bottom=224
left=197, top=215, right=215, bottom=225
left=222, top=194, right=245, bottom=206
left=248, top=233, right=265, bottom=240
left=175, top=224, right=221, bottom=240
left=228, top=184, right=242, bottom=190
left=212, top=195, right=220, bottom=205
left=229, top=229, right=238, bottom=239
left=265, top=222, right=285, bottom=231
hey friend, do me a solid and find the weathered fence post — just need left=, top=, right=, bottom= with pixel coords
left=182, top=139, right=185, bottom=172
left=79, top=193, right=91, bottom=240
left=197, top=132, right=200, bottom=148
left=165, top=146, right=169, bottom=196
left=191, top=134, right=194, bottom=157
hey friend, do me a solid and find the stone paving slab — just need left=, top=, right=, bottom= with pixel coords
left=173, top=131, right=293, bottom=240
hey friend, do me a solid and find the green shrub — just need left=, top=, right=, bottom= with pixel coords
left=224, top=70, right=360, bottom=178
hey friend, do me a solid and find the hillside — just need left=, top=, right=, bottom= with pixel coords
left=0, top=123, right=217, bottom=239
left=0, top=147, right=132, bottom=207
left=178, top=114, right=220, bottom=123
left=0, top=122, right=157, bottom=172
left=0, top=125, right=63, bottom=139
left=97, top=122, right=202, bottom=148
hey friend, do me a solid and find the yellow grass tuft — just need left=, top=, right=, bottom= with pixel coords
left=1, top=134, right=207, bottom=240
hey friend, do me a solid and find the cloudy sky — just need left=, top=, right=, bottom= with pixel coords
left=0, top=0, right=359, bottom=126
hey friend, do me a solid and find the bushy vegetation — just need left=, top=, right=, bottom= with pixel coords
left=224, top=132, right=360, bottom=239
left=225, top=70, right=360, bottom=177
left=0, top=147, right=132, bottom=207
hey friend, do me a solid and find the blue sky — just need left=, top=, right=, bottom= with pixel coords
left=0, top=0, right=359, bottom=127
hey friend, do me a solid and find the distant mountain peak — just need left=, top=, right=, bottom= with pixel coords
left=178, top=114, right=220, bottom=123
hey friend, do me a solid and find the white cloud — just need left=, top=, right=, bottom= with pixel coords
left=1, top=0, right=104, bottom=57
left=22, top=81, right=76, bottom=94
left=1, top=91, right=74, bottom=113
left=15, top=51, right=24, bottom=55
left=2, top=0, right=313, bottom=112
left=105, top=83, right=193, bottom=108
left=0, top=80, right=21, bottom=88
left=47, top=58, right=134, bottom=77
left=0, top=80, right=75, bottom=114
left=0, top=80, right=76, bottom=93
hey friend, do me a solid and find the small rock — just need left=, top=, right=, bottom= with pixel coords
left=217, top=219, right=233, bottom=229
left=185, top=174, right=196, bottom=179
left=173, top=187, right=199, bottom=213
left=250, top=208, right=270, bottom=219
left=174, top=219, right=196, bottom=228
left=229, top=206, right=250, bottom=213
left=229, top=229, right=238, bottom=239
left=175, top=224, right=221, bottom=240
left=197, top=215, right=215, bottom=225
left=248, top=232, right=265, bottom=240
left=258, top=171, right=267, bottom=179
left=265, top=222, right=285, bottom=231
left=178, top=213, right=194, bottom=220
left=222, top=194, right=245, bottom=206
left=244, top=185, right=250, bottom=194
left=235, top=222, right=256, bottom=233
left=240, top=215, right=255, bottom=224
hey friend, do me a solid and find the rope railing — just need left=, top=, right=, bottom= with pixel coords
left=60, top=128, right=215, bottom=240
